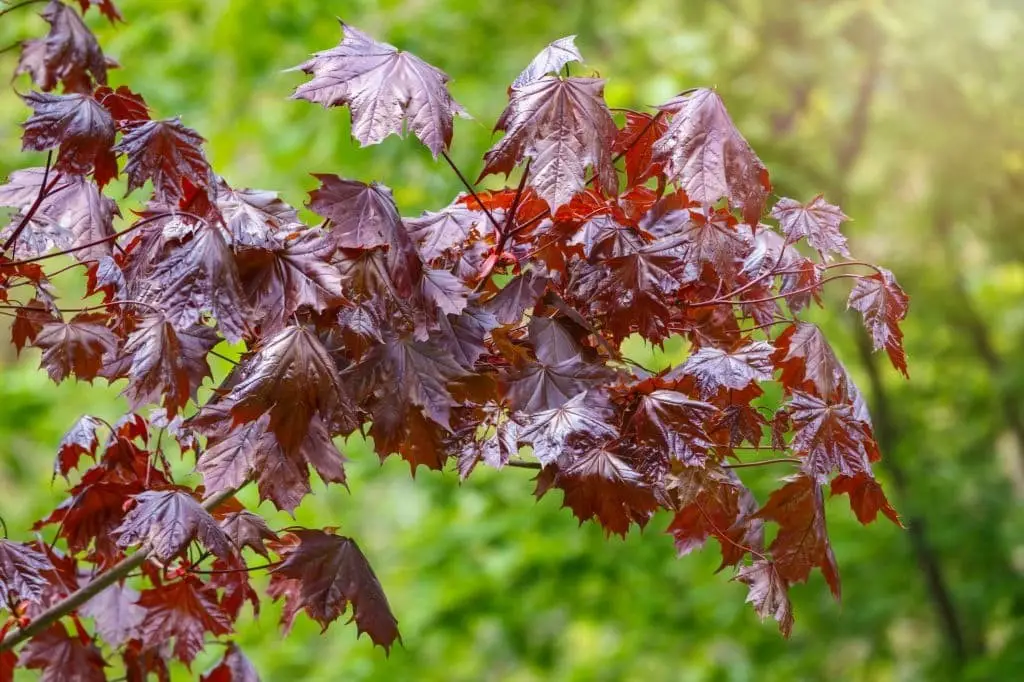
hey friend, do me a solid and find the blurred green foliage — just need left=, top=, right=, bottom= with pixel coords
left=1, top=0, right=1023, bottom=680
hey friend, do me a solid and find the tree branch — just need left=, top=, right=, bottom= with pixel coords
left=2, top=151, right=55, bottom=255
left=0, top=483, right=247, bottom=652
left=440, top=151, right=501, bottom=232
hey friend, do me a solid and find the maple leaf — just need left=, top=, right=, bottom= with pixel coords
left=535, top=444, right=659, bottom=537
left=770, top=195, right=850, bottom=260
left=306, top=175, right=402, bottom=250
left=114, top=315, right=217, bottom=416
left=116, top=490, right=235, bottom=563
left=16, top=1, right=108, bottom=93
left=200, top=643, right=260, bottom=682
left=137, top=577, right=233, bottom=664
left=21, top=92, right=116, bottom=180
left=519, top=390, right=618, bottom=466
left=652, top=88, right=769, bottom=224
left=419, top=267, right=470, bottom=317
left=80, top=582, right=146, bottom=647
left=645, top=206, right=751, bottom=279
left=481, top=76, right=617, bottom=210
left=9, top=299, right=58, bottom=353
left=735, top=560, right=794, bottom=638
left=348, top=334, right=468, bottom=431
left=217, top=180, right=302, bottom=248
left=136, top=224, right=250, bottom=342
left=121, top=639, right=170, bottom=682
left=666, top=464, right=764, bottom=568
left=848, top=269, right=910, bottom=376
left=483, top=270, right=547, bottom=325
left=528, top=316, right=583, bottom=365
left=292, top=21, right=467, bottom=157
left=77, top=0, right=123, bottom=23
left=512, top=35, right=583, bottom=88
left=235, top=229, right=345, bottom=332
left=269, top=529, right=400, bottom=651
left=226, top=325, right=355, bottom=454
left=577, top=244, right=687, bottom=342
left=0, top=539, right=51, bottom=607
left=789, top=391, right=873, bottom=481
left=831, top=473, right=902, bottom=526
left=756, top=474, right=841, bottom=598
left=33, top=313, right=118, bottom=383
left=613, top=111, right=669, bottom=187
left=94, top=85, right=149, bottom=124
left=437, top=306, right=499, bottom=369
left=774, top=322, right=845, bottom=398
left=55, top=414, right=103, bottom=477
left=626, top=389, right=716, bottom=464
left=219, top=511, right=278, bottom=559
left=406, top=201, right=497, bottom=262
left=502, top=354, right=614, bottom=413
left=19, top=622, right=108, bottom=682
left=0, top=170, right=119, bottom=261
left=675, top=341, right=774, bottom=397
left=115, top=118, right=214, bottom=204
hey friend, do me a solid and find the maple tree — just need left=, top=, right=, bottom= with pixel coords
left=0, top=2, right=911, bottom=678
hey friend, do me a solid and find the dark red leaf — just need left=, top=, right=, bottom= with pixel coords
left=534, top=444, right=660, bottom=537
left=848, top=269, right=910, bottom=376
left=77, top=0, right=123, bottom=23
left=0, top=539, right=51, bottom=607
left=11, top=299, right=59, bottom=353
left=502, top=354, right=614, bottom=413
left=735, top=560, right=794, bottom=637
left=512, top=35, right=582, bottom=88
left=200, top=643, right=259, bottom=682
left=675, top=341, right=774, bottom=397
left=16, top=1, right=108, bottom=93
left=481, top=77, right=617, bottom=210
left=652, top=88, right=769, bottom=224
left=21, top=92, right=116, bottom=180
left=770, top=195, right=850, bottom=260
left=269, top=529, right=400, bottom=651
left=219, top=511, right=278, bottom=559
left=482, top=270, right=547, bottom=325
left=217, top=180, right=302, bottom=248
left=518, top=390, right=618, bottom=466
left=613, top=111, right=668, bottom=187
left=789, top=391, right=873, bottom=481
left=115, top=118, right=214, bottom=204
left=137, top=577, right=233, bottom=664
left=55, top=414, right=104, bottom=477
left=756, top=474, right=841, bottom=598
left=95, top=85, right=149, bottom=124
left=292, top=21, right=466, bottom=157
left=115, top=490, right=235, bottom=563
left=33, top=312, right=118, bottom=383
left=226, top=325, right=356, bottom=455
left=80, top=582, right=145, bottom=647
left=627, top=390, right=716, bottom=465
left=20, top=622, right=107, bottom=682
left=831, top=473, right=902, bottom=526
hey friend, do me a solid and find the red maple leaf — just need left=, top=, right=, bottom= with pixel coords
left=137, top=577, right=233, bottom=664
left=292, top=21, right=467, bottom=157
left=19, top=622, right=108, bottom=682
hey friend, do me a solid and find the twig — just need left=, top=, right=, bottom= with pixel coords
left=2, top=151, right=55, bottom=255
left=440, top=151, right=500, bottom=232
left=0, top=0, right=48, bottom=18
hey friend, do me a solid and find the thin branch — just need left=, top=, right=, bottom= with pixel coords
left=2, top=151, right=55, bottom=255
left=208, top=349, right=239, bottom=366
left=506, top=459, right=541, bottom=470
left=0, top=211, right=205, bottom=268
left=0, top=483, right=248, bottom=652
left=440, top=151, right=500, bottom=232
left=689, top=273, right=862, bottom=309
left=0, top=0, right=47, bottom=18
left=722, top=458, right=801, bottom=469
left=187, top=561, right=281, bottom=576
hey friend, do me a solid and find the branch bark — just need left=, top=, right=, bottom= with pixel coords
left=0, top=483, right=246, bottom=652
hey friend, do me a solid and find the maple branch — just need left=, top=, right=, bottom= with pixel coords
left=440, top=151, right=500, bottom=232
left=208, top=349, right=240, bottom=366
left=0, top=0, right=47, bottom=18
left=506, top=459, right=541, bottom=470
left=1, top=151, right=55, bottom=256
left=722, top=458, right=801, bottom=469
left=0, top=211, right=205, bottom=268
left=688, top=274, right=862, bottom=309
left=187, top=561, right=281, bottom=575
left=0, top=483, right=247, bottom=652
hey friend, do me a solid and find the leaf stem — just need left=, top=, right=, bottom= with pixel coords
left=722, top=458, right=801, bottom=469
left=440, top=151, right=501, bottom=232
left=0, top=483, right=248, bottom=652
left=2, top=151, right=55, bottom=256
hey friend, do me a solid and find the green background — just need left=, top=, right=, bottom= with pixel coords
left=1, top=0, right=1023, bottom=679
